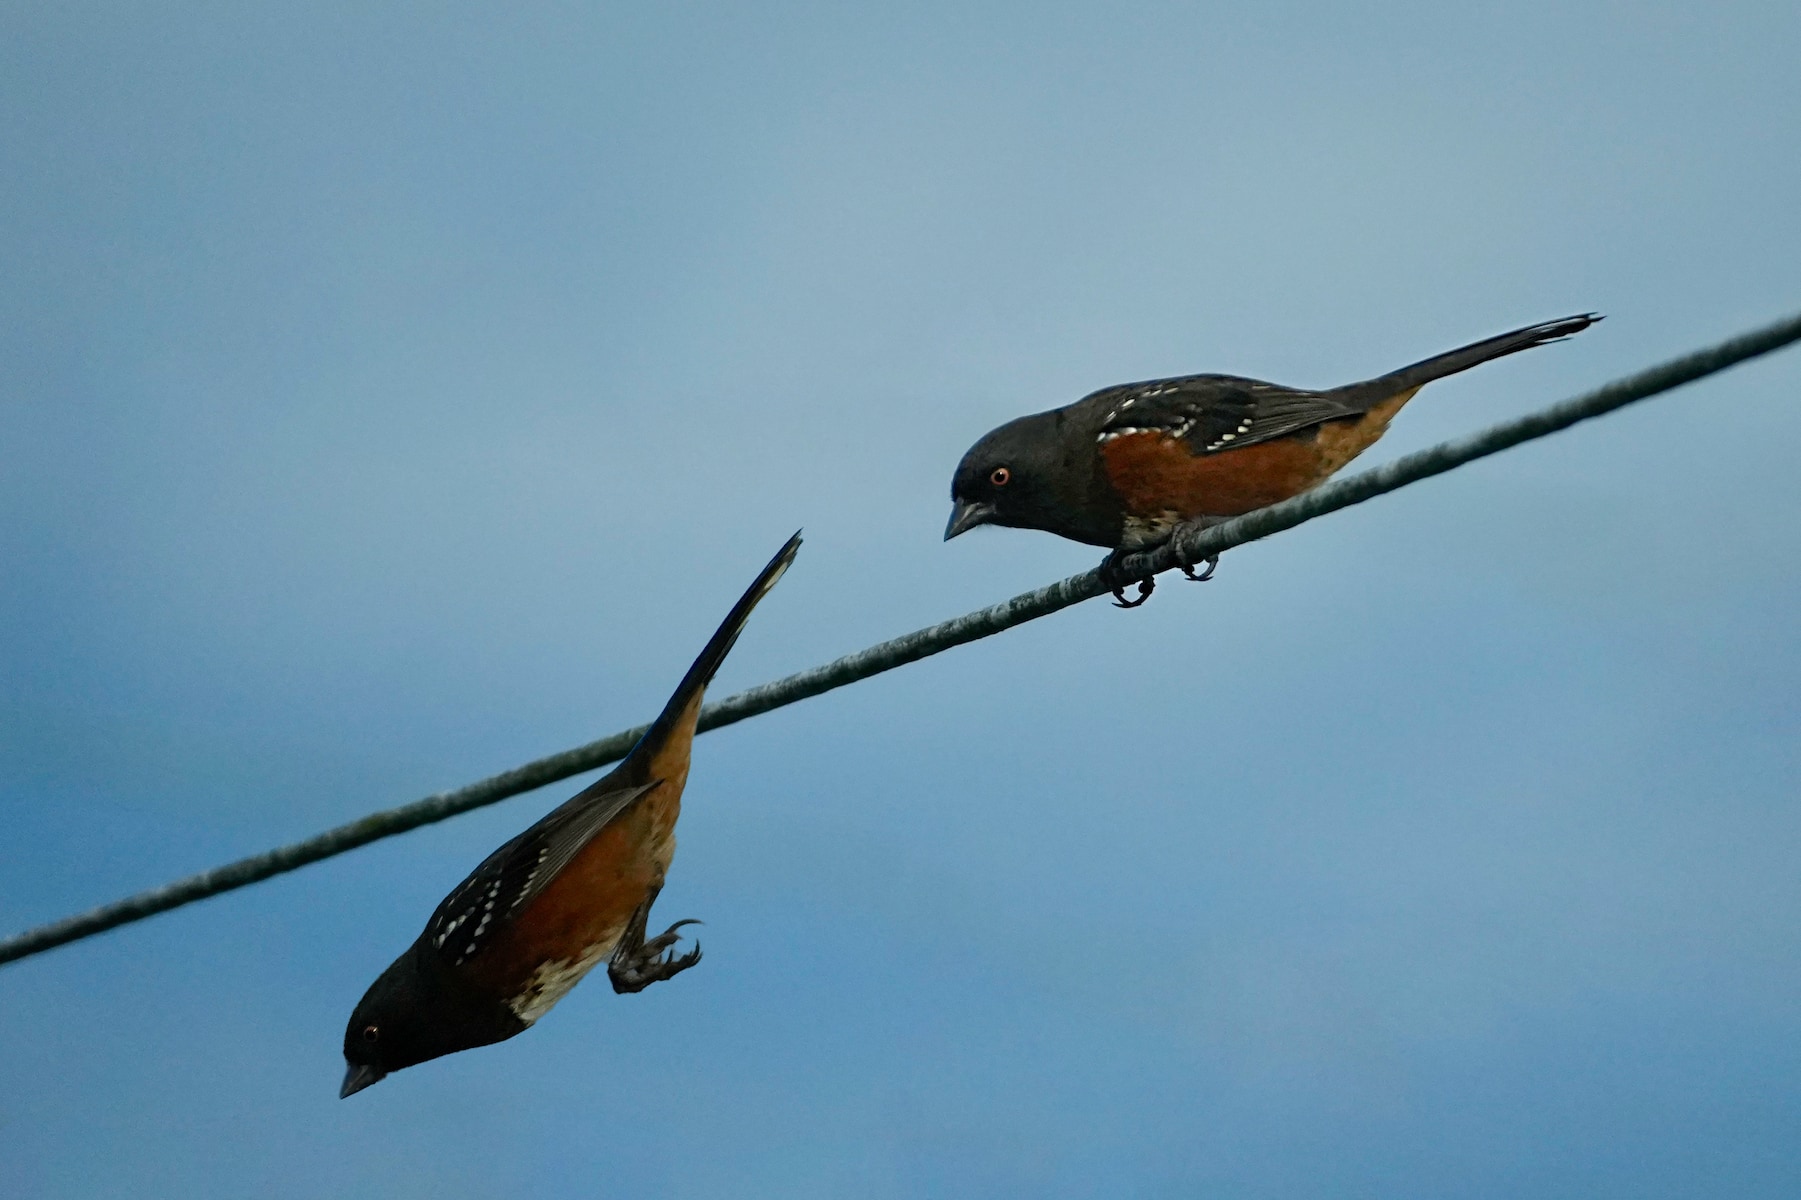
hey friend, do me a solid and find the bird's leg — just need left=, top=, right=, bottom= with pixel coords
left=1169, top=518, right=1221, bottom=583
left=608, top=886, right=702, bottom=994
left=1098, top=548, right=1156, bottom=608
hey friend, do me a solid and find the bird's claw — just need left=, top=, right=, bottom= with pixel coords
left=637, top=918, right=701, bottom=959
left=1099, top=550, right=1156, bottom=609
left=1176, top=552, right=1218, bottom=583
left=1112, top=578, right=1155, bottom=607
left=1170, top=519, right=1221, bottom=583
left=609, top=901, right=704, bottom=994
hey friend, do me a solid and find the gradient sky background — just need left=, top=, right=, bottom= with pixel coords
left=4, top=4, right=1800, bottom=1197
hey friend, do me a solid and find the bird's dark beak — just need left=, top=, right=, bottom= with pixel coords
left=340, top=1061, right=386, bottom=1099
left=944, top=499, right=996, bottom=541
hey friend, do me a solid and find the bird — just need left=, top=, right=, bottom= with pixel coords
left=339, top=533, right=801, bottom=1098
left=945, top=314, right=1600, bottom=605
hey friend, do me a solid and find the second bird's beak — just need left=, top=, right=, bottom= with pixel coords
left=944, top=499, right=996, bottom=541
left=340, top=1061, right=387, bottom=1099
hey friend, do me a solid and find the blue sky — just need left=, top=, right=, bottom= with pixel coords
left=3, top=3, right=1799, bottom=1196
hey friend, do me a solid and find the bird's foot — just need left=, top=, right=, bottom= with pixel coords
left=608, top=898, right=702, bottom=994
left=1098, top=549, right=1156, bottom=608
left=1169, top=521, right=1220, bottom=583
left=1167, top=522, right=1224, bottom=583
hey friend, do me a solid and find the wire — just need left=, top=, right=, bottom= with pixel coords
left=4, top=310, right=1798, bottom=968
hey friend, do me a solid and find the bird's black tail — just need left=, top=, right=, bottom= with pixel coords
left=638, top=532, right=802, bottom=748
left=1338, top=313, right=1601, bottom=404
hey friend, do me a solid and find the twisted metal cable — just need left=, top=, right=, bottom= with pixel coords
left=4, top=310, right=1798, bottom=968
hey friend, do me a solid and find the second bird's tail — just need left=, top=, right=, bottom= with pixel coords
left=638, top=531, right=802, bottom=748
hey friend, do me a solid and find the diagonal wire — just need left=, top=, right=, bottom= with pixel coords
left=4, top=310, right=1799, bottom=968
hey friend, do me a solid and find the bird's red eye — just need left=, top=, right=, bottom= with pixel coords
left=990, top=466, right=1011, bottom=487
left=361, top=1024, right=380, bottom=1043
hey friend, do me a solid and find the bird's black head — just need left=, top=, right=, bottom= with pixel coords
left=340, top=939, right=525, bottom=1098
left=946, top=410, right=1120, bottom=548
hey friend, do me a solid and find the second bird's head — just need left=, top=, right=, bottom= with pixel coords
left=340, top=941, right=525, bottom=1098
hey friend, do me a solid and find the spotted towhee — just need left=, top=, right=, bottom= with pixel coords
left=340, top=533, right=801, bottom=1097
left=946, top=314, right=1599, bottom=604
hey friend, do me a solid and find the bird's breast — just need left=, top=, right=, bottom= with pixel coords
left=470, top=779, right=685, bottom=1024
left=1097, top=389, right=1418, bottom=525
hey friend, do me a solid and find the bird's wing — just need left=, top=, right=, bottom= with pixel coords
left=422, top=779, right=659, bottom=965
left=1094, top=375, right=1363, bottom=455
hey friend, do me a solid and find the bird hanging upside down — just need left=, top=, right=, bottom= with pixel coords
left=340, top=533, right=801, bottom=1097
left=946, top=314, right=1600, bottom=605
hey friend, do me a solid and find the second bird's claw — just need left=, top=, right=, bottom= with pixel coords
left=609, top=906, right=705, bottom=994
left=609, top=929, right=702, bottom=993
left=639, top=918, right=702, bottom=958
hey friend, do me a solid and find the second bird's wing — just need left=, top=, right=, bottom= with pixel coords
left=421, top=779, right=659, bottom=966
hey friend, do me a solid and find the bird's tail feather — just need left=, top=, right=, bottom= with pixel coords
left=1340, top=313, right=1601, bottom=404
left=638, top=531, right=802, bottom=748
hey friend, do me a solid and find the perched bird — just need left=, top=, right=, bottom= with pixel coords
left=340, top=533, right=801, bottom=1097
left=945, top=314, right=1599, bottom=605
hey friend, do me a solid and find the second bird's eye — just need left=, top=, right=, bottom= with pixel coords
left=361, top=1024, right=380, bottom=1043
left=990, top=466, right=1011, bottom=487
